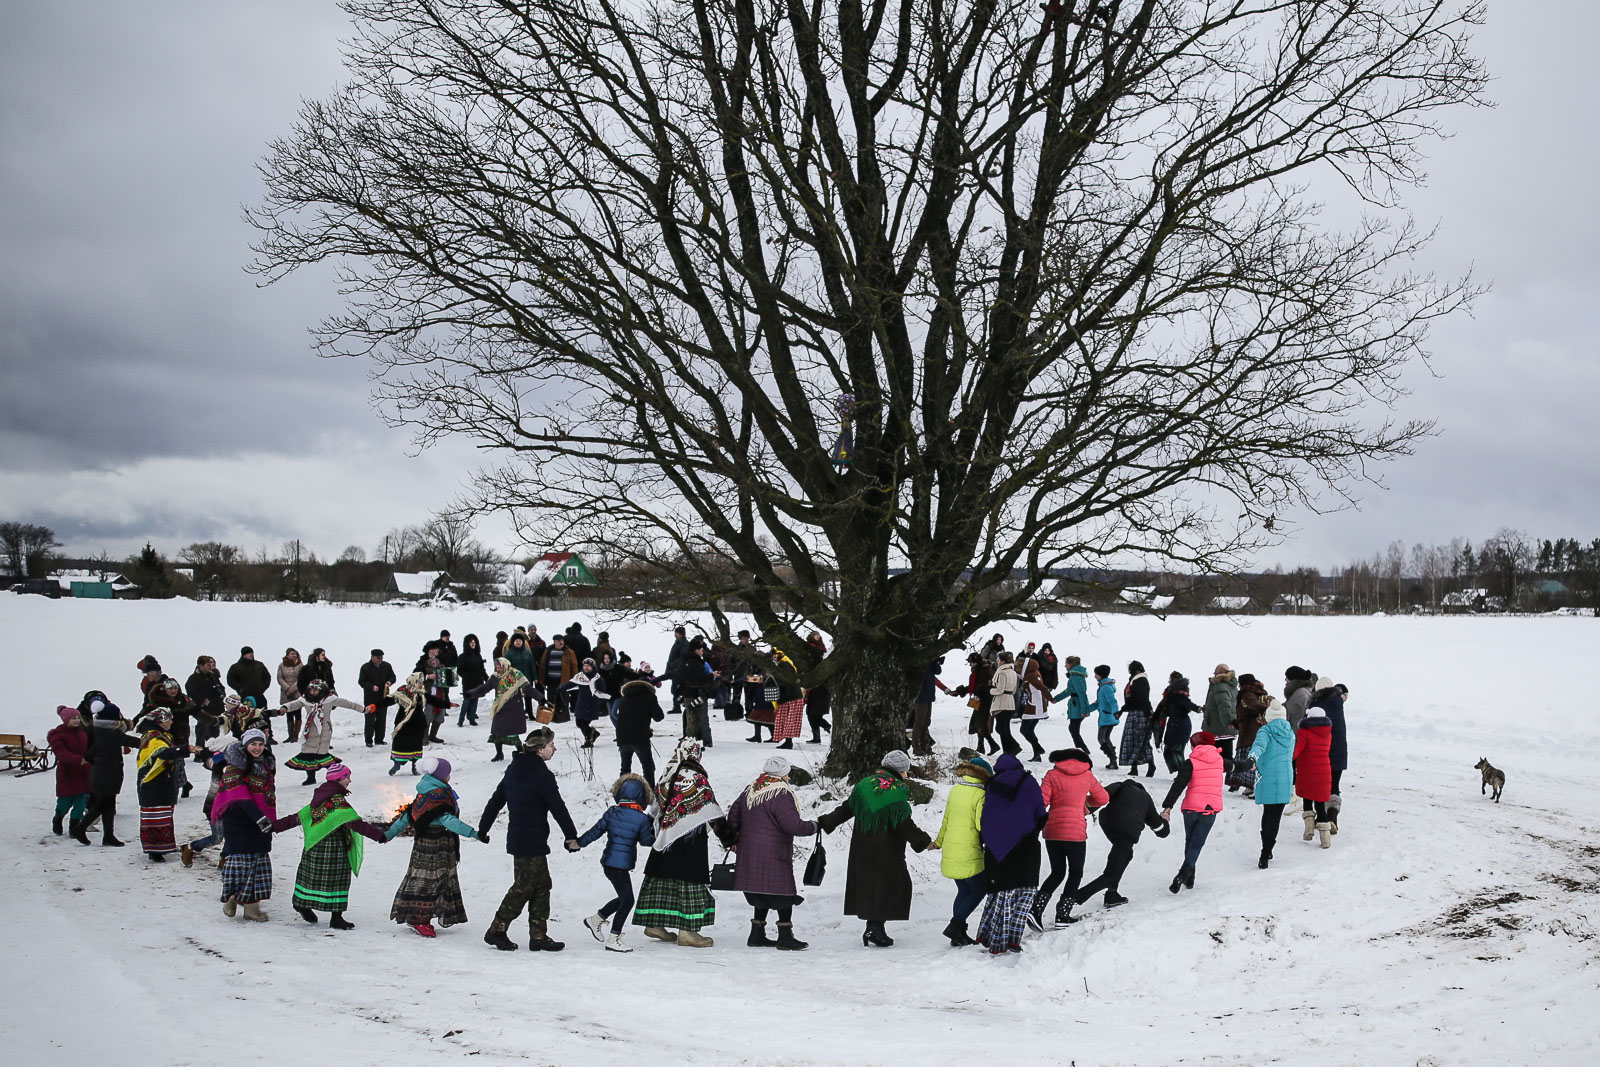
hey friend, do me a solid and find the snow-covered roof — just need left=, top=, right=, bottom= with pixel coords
left=51, top=569, right=135, bottom=590
left=1441, top=588, right=1487, bottom=606
left=1210, top=596, right=1253, bottom=611
left=391, top=570, right=448, bottom=596
left=1274, top=593, right=1320, bottom=607
left=1117, top=586, right=1173, bottom=610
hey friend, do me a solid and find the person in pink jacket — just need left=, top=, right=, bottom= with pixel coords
left=1160, top=731, right=1225, bottom=893
left=1030, top=748, right=1109, bottom=928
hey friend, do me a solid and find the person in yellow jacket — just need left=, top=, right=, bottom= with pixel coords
left=933, top=754, right=992, bottom=946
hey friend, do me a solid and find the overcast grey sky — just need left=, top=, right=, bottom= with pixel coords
left=2, top=1, right=1597, bottom=572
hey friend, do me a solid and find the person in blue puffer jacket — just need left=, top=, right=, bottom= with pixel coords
left=1248, top=700, right=1295, bottom=868
left=1093, top=665, right=1121, bottom=770
left=575, top=773, right=657, bottom=952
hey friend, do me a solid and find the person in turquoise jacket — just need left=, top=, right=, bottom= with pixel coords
left=384, top=757, right=485, bottom=938
left=1049, top=657, right=1092, bottom=752
left=1248, top=700, right=1295, bottom=868
left=932, top=755, right=991, bottom=946
left=1093, top=665, right=1121, bottom=769
left=575, top=773, right=656, bottom=951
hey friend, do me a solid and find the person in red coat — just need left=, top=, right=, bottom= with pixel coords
left=1033, top=749, right=1109, bottom=928
left=1293, top=689, right=1336, bottom=849
left=48, top=706, right=92, bottom=836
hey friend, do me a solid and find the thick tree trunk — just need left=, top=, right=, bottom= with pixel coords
left=822, top=658, right=925, bottom=780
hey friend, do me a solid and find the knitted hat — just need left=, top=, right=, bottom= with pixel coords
left=138, top=655, right=161, bottom=672
left=1313, top=675, right=1339, bottom=693
left=241, top=646, right=254, bottom=656
left=241, top=729, right=267, bottom=745
left=93, top=701, right=120, bottom=722
left=418, top=756, right=451, bottom=780
left=1285, top=665, right=1310, bottom=681
left=763, top=756, right=791, bottom=778
left=325, top=763, right=352, bottom=782
left=881, top=750, right=912, bottom=776
left=1213, top=663, right=1230, bottom=675
left=57, top=705, right=78, bottom=725
left=1190, top=731, right=1217, bottom=748
left=639, top=661, right=653, bottom=673
left=1049, top=748, right=1091, bottom=765
left=1264, top=699, right=1286, bottom=722
left=965, top=755, right=993, bottom=777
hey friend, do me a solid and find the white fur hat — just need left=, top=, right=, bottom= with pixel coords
left=1264, top=698, right=1286, bottom=722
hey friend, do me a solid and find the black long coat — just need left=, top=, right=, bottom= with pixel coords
left=817, top=800, right=932, bottom=922
left=86, top=723, right=143, bottom=797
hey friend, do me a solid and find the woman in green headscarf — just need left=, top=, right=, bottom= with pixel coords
left=816, top=750, right=933, bottom=947
left=269, top=762, right=390, bottom=929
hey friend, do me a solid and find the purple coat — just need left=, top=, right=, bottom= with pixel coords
left=725, top=786, right=816, bottom=897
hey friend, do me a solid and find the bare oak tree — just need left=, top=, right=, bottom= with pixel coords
left=253, top=0, right=1485, bottom=772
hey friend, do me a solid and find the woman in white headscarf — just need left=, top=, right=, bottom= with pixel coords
left=633, top=738, right=726, bottom=947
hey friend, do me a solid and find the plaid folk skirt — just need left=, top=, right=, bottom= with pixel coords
left=976, top=887, right=1036, bottom=950
left=632, top=876, right=716, bottom=932
left=139, top=805, right=177, bottom=855
left=773, top=699, right=804, bottom=741
left=1119, top=709, right=1155, bottom=766
left=293, top=834, right=354, bottom=912
left=220, top=852, right=273, bottom=904
left=390, top=830, right=468, bottom=927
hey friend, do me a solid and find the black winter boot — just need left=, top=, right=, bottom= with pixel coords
left=1146, top=762, right=1156, bottom=777
left=1055, top=900, right=1078, bottom=925
left=295, top=906, right=320, bottom=924
left=329, top=912, right=355, bottom=930
left=71, top=819, right=92, bottom=845
left=942, top=919, right=974, bottom=946
left=492, top=743, right=504, bottom=762
left=1182, top=866, right=1195, bottom=889
left=776, top=739, right=793, bottom=750
left=862, top=921, right=894, bottom=947
left=102, top=815, right=125, bottom=847
left=484, top=923, right=517, bottom=951
left=1026, top=897, right=1047, bottom=932
left=302, top=770, right=317, bottom=786
left=747, top=919, right=774, bottom=947
left=1169, top=867, right=1188, bottom=894
left=775, top=922, right=808, bottom=950
left=52, top=811, right=65, bottom=835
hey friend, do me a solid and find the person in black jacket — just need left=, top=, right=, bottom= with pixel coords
left=478, top=728, right=580, bottom=951
left=456, top=634, right=488, bottom=726
left=359, top=650, right=397, bottom=747
left=297, top=647, right=336, bottom=696
left=615, top=677, right=666, bottom=783
left=71, top=693, right=144, bottom=847
left=186, top=656, right=227, bottom=764
left=1071, top=779, right=1170, bottom=909
left=226, top=647, right=272, bottom=710
left=563, top=623, right=591, bottom=665
left=665, top=626, right=690, bottom=713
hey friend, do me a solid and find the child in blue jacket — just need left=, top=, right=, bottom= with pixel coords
left=575, top=773, right=656, bottom=951
left=1050, top=656, right=1092, bottom=752
left=1093, top=665, right=1121, bottom=770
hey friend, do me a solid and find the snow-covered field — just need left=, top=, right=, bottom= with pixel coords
left=2, top=597, right=1596, bottom=1065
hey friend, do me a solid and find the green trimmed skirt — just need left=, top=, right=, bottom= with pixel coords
left=632, top=876, right=715, bottom=932
left=293, top=833, right=354, bottom=912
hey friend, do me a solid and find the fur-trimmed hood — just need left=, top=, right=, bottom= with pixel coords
left=611, top=772, right=655, bottom=807
left=621, top=678, right=657, bottom=697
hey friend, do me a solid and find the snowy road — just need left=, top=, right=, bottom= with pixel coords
left=2, top=599, right=1595, bottom=1065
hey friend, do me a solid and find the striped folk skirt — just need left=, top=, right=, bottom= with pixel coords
left=390, top=830, right=468, bottom=927
left=773, top=698, right=804, bottom=742
left=632, top=876, right=716, bottom=932
left=220, top=852, right=273, bottom=903
left=285, top=750, right=339, bottom=772
left=293, top=834, right=355, bottom=912
left=139, top=805, right=177, bottom=855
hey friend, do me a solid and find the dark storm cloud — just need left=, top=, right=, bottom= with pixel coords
left=0, top=0, right=361, bottom=474
left=1, top=0, right=1597, bottom=567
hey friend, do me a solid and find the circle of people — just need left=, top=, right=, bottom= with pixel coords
left=39, top=623, right=1348, bottom=954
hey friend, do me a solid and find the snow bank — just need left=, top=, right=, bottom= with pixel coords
left=1, top=598, right=1595, bottom=1065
